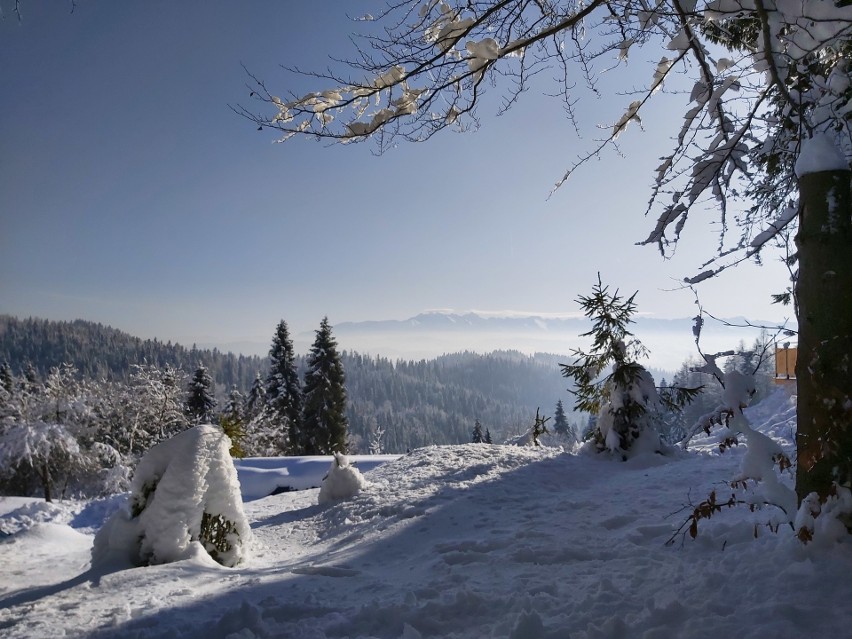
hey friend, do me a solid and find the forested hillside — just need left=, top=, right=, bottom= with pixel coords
left=344, top=350, right=577, bottom=451
left=0, top=315, right=261, bottom=391
left=0, top=316, right=578, bottom=452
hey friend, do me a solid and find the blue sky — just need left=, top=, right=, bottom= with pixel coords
left=0, top=0, right=792, bottom=354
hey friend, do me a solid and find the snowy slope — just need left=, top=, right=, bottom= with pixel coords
left=1, top=390, right=851, bottom=639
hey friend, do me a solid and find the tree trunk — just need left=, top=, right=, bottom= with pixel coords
left=795, top=168, right=852, bottom=505
left=41, top=460, right=52, bottom=503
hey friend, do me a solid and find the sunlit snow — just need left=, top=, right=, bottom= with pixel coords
left=2, top=389, right=852, bottom=638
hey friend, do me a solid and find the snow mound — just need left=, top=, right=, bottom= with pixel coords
left=92, top=424, right=251, bottom=568
left=8, top=520, right=91, bottom=546
left=318, top=453, right=369, bottom=504
left=0, top=500, right=74, bottom=536
left=743, top=387, right=797, bottom=446
left=504, top=429, right=538, bottom=447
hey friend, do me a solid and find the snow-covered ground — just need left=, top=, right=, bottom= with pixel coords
left=2, top=389, right=851, bottom=639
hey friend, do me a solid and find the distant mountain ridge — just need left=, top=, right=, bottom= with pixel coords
left=335, top=310, right=784, bottom=333
left=325, top=310, right=792, bottom=371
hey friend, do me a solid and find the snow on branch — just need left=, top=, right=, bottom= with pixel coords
left=239, top=0, right=852, bottom=277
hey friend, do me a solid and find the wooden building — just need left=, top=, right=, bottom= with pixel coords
left=775, top=344, right=797, bottom=381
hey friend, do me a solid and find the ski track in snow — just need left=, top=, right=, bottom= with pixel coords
left=1, top=391, right=851, bottom=638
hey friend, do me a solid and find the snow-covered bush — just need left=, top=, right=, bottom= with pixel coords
left=318, top=453, right=368, bottom=504
left=692, top=369, right=852, bottom=546
left=90, top=442, right=133, bottom=496
left=795, top=485, right=852, bottom=547
left=122, top=364, right=190, bottom=455
left=0, top=364, right=100, bottom=501
left=93, top=424, right=251, bottom=568
left=0, top=421, right=82, bottom=502
left=673, top=348, right=801, bottom=542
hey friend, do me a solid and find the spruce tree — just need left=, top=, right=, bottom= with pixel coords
left=23, top=363, right=39, bottom=392
left=245, top=372, right=266, bottom=421
left=560, top=278, right=655, bottom=454
left=0, top=362, right=13, bottom=394
left=220, top=386, right=246, bottom=458
left=552, top=400, right=569, bottom=437
left=561, top=277, right=699, bottom=455
left=186, top=364, right=217, bottom=425
left=302, top=317, right=349, bottom=455
left=484, top=429, right=493, bottom=445
left=223, top=385, right=245, bottom=423
left=265, top=320, right=303, bottom=453
left=471, top=419, right=484, bottom=444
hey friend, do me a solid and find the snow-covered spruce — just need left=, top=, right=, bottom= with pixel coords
left=591, top=361, right=667, bottom=458
left=92, top=424, right=251, bottom=568
left=318, top=452, right=369, bottom=504
left=561, top=278, right=681, bottom=459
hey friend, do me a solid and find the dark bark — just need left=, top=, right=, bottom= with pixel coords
left=41, top=460, right=52, bottom=503
left=795, top=168, right=852, bottom=504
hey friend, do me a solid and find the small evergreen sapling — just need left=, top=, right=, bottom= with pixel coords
left=219, top=414, right=246, bottom=458
left=220, top=386, right=246, bottom=457
left=560, top=276, right=699, bottom=457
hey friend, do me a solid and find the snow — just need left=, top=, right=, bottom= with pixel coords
left=235, top=455, right=397, bottom=501
left=3, top=394, right=852, bottom=638
left=93, top=425, right=251, bottom=569
left=795, top=132, right=849, bottom=178
left=317, top=453, right=370, bottom=504
left=750, top=205, right=797, bottom=248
